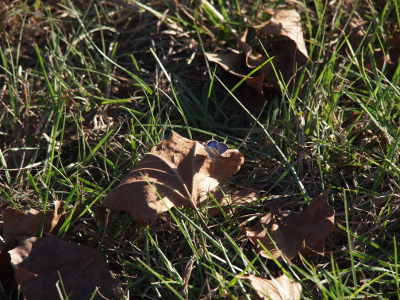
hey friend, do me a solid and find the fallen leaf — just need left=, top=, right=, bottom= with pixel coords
left=205, top=53, right=268, bottom=115
left=204, top=9, right=310, bottom=116
left=243, top=189, right=334, bottom=260
left=98, top=131, right=244, bottom=223
left=9, top=234, right=125, bottom=300
left=3, top=201, right=65, bottom=250
left=205, top=51, right=265, bottom=95
left=236, top=273, right=301, bottom=300
left=253, top=9, right=310, bottom=92
left=256, top=9, right=308, bottom=57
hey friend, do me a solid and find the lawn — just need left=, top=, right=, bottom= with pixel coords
left=1, top=0, right=399, bottom=299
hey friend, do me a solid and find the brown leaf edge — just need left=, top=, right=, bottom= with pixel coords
left=1, top=203, right=84, bottom=297
left=236, top=273, right=302, bottom=300
left=8, top=234, right=125, bottom=300
left=243, top=189, right=334, bottom=260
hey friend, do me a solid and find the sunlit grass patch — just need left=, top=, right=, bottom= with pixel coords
left=1, top=0, right=399, bottom=298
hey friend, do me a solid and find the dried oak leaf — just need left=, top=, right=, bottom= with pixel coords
left=252, top=9, right=310, bottom=91
left=98, top=131, right=244, bottom=224
left=1, top=203, right=85, bottom=296
left=204, top=9, right=310, bottom=115
left=205, top=51, right=265, bottom=95
left=205, top=51, right=267, bottom=115
left=255, top=9, right=308, bottom=57
left=8, top=234, right=125, bottom=300
left=3, top=201, right=65, bottom=250
left=236, top=273, right=301, bottom=300
left=243, top=189, right=334, bottom=260
left=1, top=202, right=79, bottom=295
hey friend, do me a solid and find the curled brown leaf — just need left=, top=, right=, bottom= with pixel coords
left=255, top=9, right=308, bottom=57
left=244, top=189, right=334, bottom=260
left=9, top=234, right=125, bottom=300
left=98, top=131, right=244, bottom=224
left=3, top=201, right=65, bottom=250
left=204, top=9, right=310, bottom=116
left=236, top=273, right=302, bottom=300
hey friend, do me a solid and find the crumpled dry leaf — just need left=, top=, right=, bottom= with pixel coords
left=98, top=131, right=244, bottom=224
left=8, top=234, right=125, bottom=300
left=3, top=201, right=66, bottom=250
left=243, top=189, right=334, bottom=260
left=206, top=52, right=268, bottom=115
left=236, top=273, right=302, bottom=300
left=255, top=9, right=308, bottom=57
left=1, top=202, right=80, bottom=296
left=252, top=9, right=310, bottom=91
left=205, top=51, right=265, bottom=95
left=205, top=9, right=310, bottom=115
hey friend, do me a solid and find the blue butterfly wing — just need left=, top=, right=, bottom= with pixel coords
left=206, top=140, right=218, bottom=149
left=216, top=143, right=229, bottom=155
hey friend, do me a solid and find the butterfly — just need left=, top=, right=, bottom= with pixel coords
left=204, top=140, right=229, bottom=159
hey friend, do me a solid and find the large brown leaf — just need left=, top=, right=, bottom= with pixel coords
left=205, top=51, right=267, bottom=115
left=243, top=189, right=334, bottom=260
left=255, top=10, right=308, bottom=57
left=252, top=9, right=310, bottom=92
left=9, top=234, right=125, bottom=300
left=1, top=202, right=69, bottom=295
left=236, top=273, right=301, bottom=300
left=205, top=51, right=265, bottom=95
left=204, top=9, right=310, bottom=115
left=98, top=131, right=244, bottom=223
left=3, top=201, right=65, bottom=250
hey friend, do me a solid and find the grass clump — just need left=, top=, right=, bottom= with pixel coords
left=1, top=0, right=399, bottom=299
